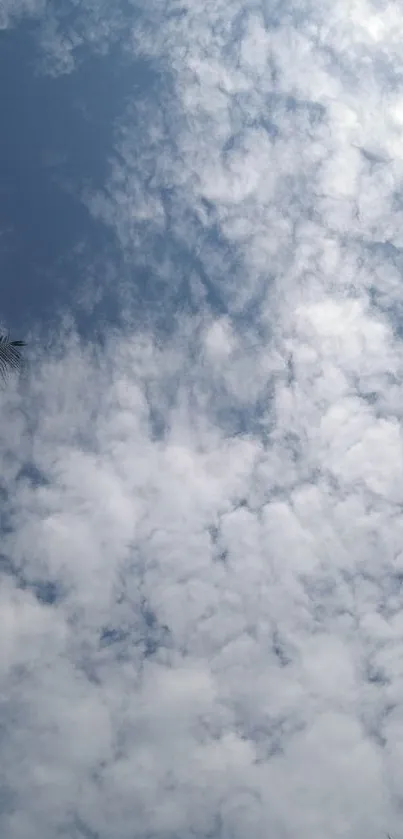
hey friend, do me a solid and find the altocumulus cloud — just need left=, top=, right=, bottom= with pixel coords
left=1, top=0, right=403, bottom=837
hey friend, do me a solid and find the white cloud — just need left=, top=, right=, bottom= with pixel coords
left=0, top=0, right=130, bottom=74
left=3, top=0, right=403, bottom=836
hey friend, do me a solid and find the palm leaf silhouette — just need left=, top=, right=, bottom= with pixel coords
left=0, top=334, right=26, bottom=382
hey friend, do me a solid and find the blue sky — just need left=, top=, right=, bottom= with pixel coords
left=1, top=1, right=403, bottom=837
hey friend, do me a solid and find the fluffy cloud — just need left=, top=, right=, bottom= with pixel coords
left=2, top=0, right=403, bottom=837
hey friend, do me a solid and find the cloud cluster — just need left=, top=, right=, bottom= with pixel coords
left=2, top=0, right=403, bottom=837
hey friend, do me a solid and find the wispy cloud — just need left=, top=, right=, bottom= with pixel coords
left=0, top=0, right=45, bottom=31
left=2, top=0, right=403, bottom=837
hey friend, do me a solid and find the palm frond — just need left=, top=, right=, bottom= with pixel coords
left=0, top=334, right=26, bottom=382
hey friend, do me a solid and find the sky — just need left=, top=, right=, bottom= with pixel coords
left=1, top=0, right=403, bottom=837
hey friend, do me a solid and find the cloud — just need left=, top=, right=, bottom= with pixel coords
left=1, top=313, right=400, bottom=837
left=2, top=0, right=403, bottom=837
left=0, top=0, right=45, bottom=31
left=0, top=0, right=131, bottom=75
